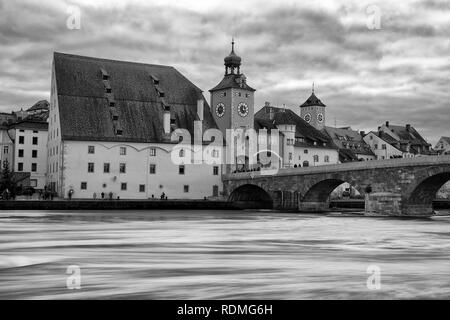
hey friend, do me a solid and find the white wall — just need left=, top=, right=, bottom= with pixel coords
left=14, top=127, right=47, bottom=189
left=363, top=132, right=406, bottom=160
left=293, top=146, right=339, bottom=167
left=60, top=141, right=223, bottom=200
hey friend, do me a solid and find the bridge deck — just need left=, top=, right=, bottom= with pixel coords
left=224, top=155, right=450, bottom=180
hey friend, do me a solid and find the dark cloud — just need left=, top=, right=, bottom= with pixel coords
left=0, top=0, right=448, bottom=145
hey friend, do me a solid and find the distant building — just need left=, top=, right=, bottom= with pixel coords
left=435, top=136, right=450, bottom=155
left=255, top=103, right=339, bottom=167
left=364, top=122, right=432, bottom=160
left=0, top=102, right=49, bottom=190
left=9, top=118, right=48, bottom=189
left=48, top=52, right=222, bottom=199
left=324, top=126, right=376, bottom=162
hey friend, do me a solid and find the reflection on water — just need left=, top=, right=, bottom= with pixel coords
left=0, top=210, right=449, bottom=299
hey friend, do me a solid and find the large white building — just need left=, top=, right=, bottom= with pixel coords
left=47, top=52, right=223, bottom=199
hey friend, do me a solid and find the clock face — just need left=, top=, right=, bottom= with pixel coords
left=215, top=103, right=225, bottom=117
left=237, top=102, right=249, bottom=117
left=317, top=113, right=324, bottom=123
left=304, top=113, right=311, bottom=123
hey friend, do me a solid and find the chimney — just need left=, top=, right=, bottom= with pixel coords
left=406, top=124, right=411, bottom=131
left=163, top=106, right=170, bottom=134
left=197, top=99, right=204, bottom=121
left=360, top=131, right=365, bottom=137
left=385, top=121, right=389, bottom=127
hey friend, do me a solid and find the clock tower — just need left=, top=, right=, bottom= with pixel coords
left=300, top=84, right=326, bottom=130
left=209, top=40, right=256, bottom=138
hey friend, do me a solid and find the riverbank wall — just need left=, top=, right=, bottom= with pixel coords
left=0, top=199, right=239, bottom=211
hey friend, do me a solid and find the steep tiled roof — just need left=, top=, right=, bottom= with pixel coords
left=338, top=149, right=359, bottom=163
left=27, top=100, right=49, bottom=112
left=324, top=126, right=374, bottom=156
left=300, top=92, right=326, bottom=107
left=54, top=52, right=218, bottom=143
left=255, top=106, right=335, bottom=148
left=439, top=136, right=450, bottom=144
left=384, top=124, right=429, bottom=147
left=209, top=74, right=255, bottom=92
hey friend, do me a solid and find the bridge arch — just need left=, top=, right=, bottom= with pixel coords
left=406, top=172, right=450, bottom=213
left=228, top=184, right=273, bottom=209
left=302, top=178, right=349, bottom=203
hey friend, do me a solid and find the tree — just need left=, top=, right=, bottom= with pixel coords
left=0, top=160, right=16, bottom=194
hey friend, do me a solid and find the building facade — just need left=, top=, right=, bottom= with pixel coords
left=364, top=122, right=432, bottom=160
left=10, top=120, right=48, bottom=189
left=48, top=52, right=222, bottom=199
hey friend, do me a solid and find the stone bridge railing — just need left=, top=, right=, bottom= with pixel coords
left=223, top=155, right=450, bottom=181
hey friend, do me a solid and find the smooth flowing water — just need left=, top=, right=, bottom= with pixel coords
left=0, top=210, right=449, bottom=299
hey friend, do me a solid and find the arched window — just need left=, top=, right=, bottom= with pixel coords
left=313, top=155, right=319, bottom=162
left=179, top=149, right=185, bottom=157
left=303, top=161, right=309, bottom=167
left=324, top=155, right=330, bottom=163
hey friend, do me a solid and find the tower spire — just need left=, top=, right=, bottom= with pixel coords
left=312, top=82, right=315, bottom=94
left=231, top=37, right=235, bottom=53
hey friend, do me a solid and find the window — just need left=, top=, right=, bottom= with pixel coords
left=213, top=166, right=219, bottom=175
left=88, top=146, right=95, bottom=154
left=88, top=162, right=94, bottom=173
left=33, top=130, right=38, bottom=134
left=289, top=152, right=293, bottom=160
left=18, top=163, right=23, bottom=171
left=3, top=146, right=8, bottom=154
left=103, top=163, right=110, bottom=173
left=149, top=164, right=156, bottom=174
left=184, top=185, right=189, bottom=193
left=119, top=163, right=126, bottom=173
left=303, top=161, right=309, bottom=167
left=116, top=130, right=123, bottom=135
left=106, top=88, right=112, bottom=93
left=32, top=137, right=38, bottom=145
left=150, top=148, right=156, bottom=156
left=179, top=149, right=185, bottom=157
left=179, top=165, right=185, bottom=175
left=304, top=149, right=308, bottom=154
left=324, top=155, right=330, bottom=163
left=382, top=144, right=387, bottom=150
left=139, top=184, right=145, bottom=192
left=81, top=182, right=87, bottom=190
left=121, top=183, right=127, bottom=190
left=19, top=136, right=24, bottom=144
left=374, top=144, right=378, bottom=149
left=120, top=147, right=126, bottom=155
left=313, top=155, right=319, bottom=162
left=32, top=150, right=37, bottom=158
left=19, top=129, right=25, bottom=132
left=18, top=149, right=24, bottom=157
left=212, top=149, right=219, bottom=158
left=222, top=92, right=226, bottom=97
left=31, top=163, right=37, bottom=172
left=30, top=179, right=37, bottom=187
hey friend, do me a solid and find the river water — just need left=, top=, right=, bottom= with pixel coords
left=0, top=209, right=449, bottom=299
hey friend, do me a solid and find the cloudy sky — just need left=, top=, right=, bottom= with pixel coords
left=0, top=0, right=449, bottom=144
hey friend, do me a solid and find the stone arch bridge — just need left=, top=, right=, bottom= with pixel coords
left=223, top=155, right=450, bottom=216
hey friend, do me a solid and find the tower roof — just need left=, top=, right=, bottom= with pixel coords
left=300, top=92, right=326, bottom=107
left=224, top=39, right=241, bottom=68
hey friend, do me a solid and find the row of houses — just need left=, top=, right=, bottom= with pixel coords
left=0, top=43, right=448, bottom=199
